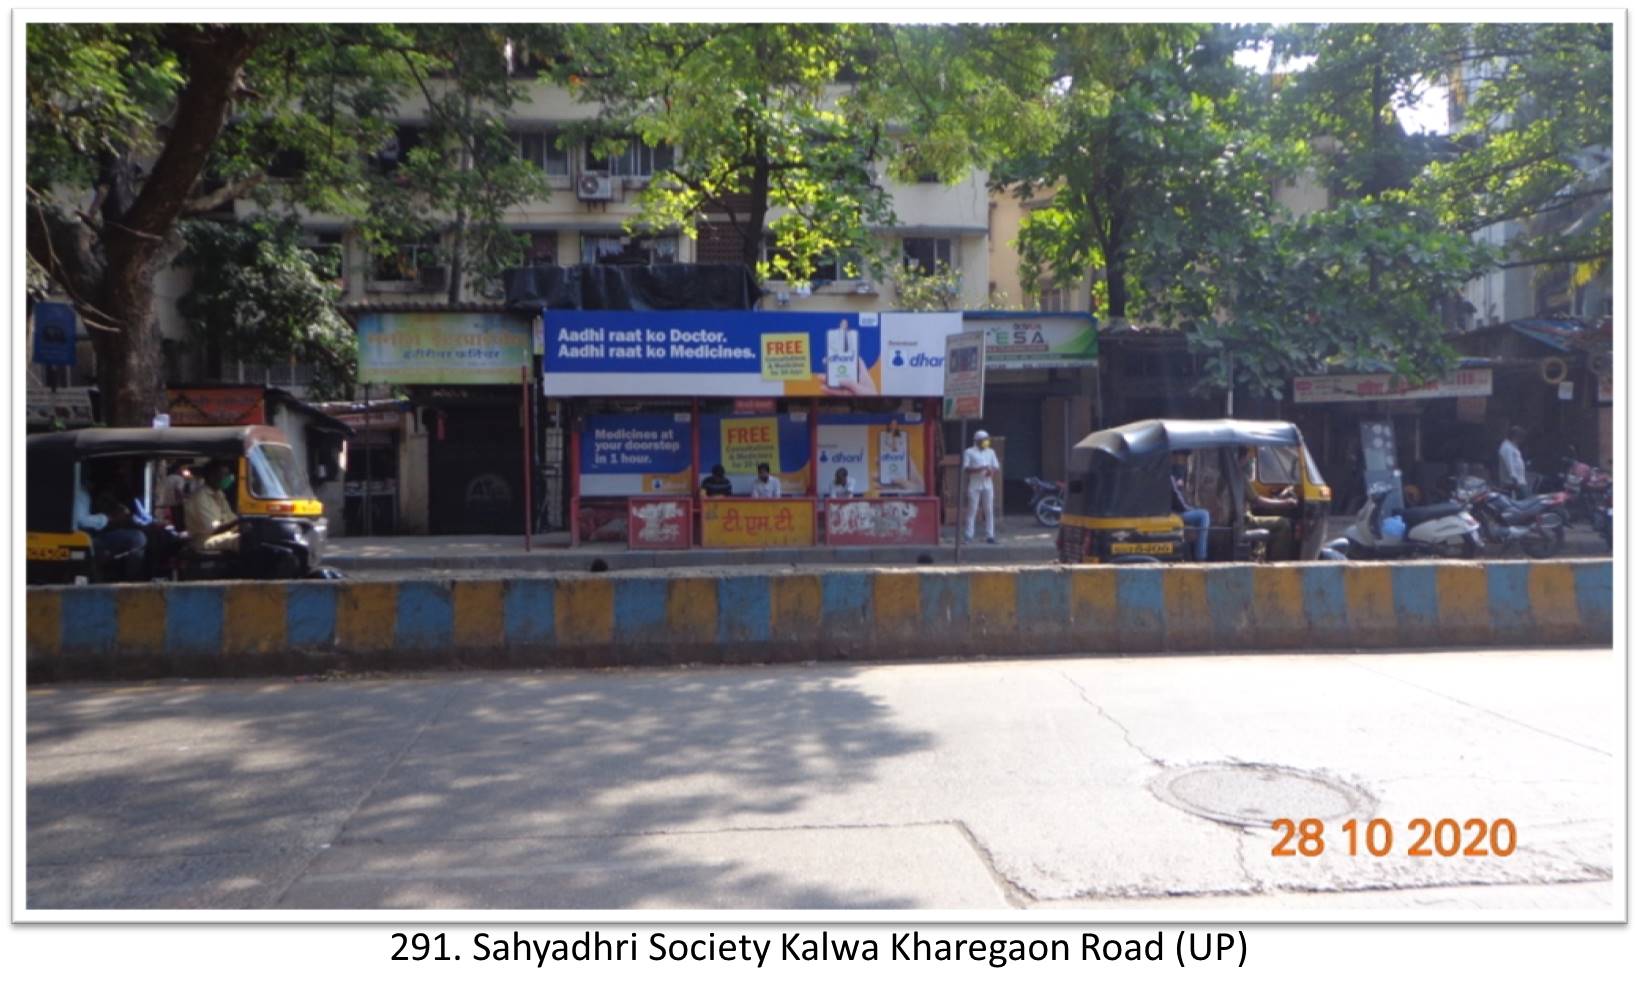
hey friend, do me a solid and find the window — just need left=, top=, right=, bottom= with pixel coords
left=762, top=236, right=858, bottom=283
left=370, top=237, right=441, bottom=283
left=1038, top=282, right=1067, bottom=311
left=901, top=237, right=954, bottom=275
left=583, top=136, right=675, bottom=178
left=300, top=230, right=346, bottom=284
left=374, top=125, right=425, bottom=173
left=515, top=130, right=570, bottom=177
left=581, top=233, right=678, bottom=266
left=248, top=443, right=311, bottom=500
left=514, top=230, right=557, bottom=267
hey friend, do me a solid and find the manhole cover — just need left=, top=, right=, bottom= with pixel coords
left=1151, top=763, right=1373, bottom=829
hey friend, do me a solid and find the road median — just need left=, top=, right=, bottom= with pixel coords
left=25, top=559, right=1614, bottom=682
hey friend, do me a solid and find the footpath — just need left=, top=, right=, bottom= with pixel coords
left=325, top=515, right=1611, bottom=576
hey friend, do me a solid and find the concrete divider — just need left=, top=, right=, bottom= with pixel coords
left=24, top=560, right=1614, bottom=682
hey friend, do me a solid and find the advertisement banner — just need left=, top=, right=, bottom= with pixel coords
left=699, top=414, right=812, bottom=496
left=825, top=497, right=941, bottom=546
left=359, top=311, right=533, bottom=385
left=943, top=331, right=986, bottom=419
left=167, top=386, right=266, bottom=426
left=701, top=498, right=816, bottom=547
left=1292, top=368, right=1493, bottom=404
left=542, top=310, right=960, bottom=398
left=816, top=413, right=927, bottom=497
left=964, top=313, right=1097, bottom=369
left=579, top=414, right=693, bottom=497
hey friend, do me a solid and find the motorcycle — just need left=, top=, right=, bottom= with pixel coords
left=1451, top=476, right=1568, bottom=559
left=1329, top=483, right=1483, bottom=560
left=1024, top=476, right=1065, bottom=528
left=1560, top=455, right=1613, bottom=527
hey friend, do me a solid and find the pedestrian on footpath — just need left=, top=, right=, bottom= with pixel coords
left=963, top=429, right=1000, bottom=543
left=1498, top=426, right=1530, bottom=499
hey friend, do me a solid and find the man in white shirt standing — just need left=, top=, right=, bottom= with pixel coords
left=962, top=429, right=1001, bottom=543
left=1497, top=426, right=1529, bottom=498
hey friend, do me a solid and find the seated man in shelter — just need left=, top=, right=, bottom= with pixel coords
left=700, top=464, right=734, bottom=497
left=750, top=462, right=782, bottom=498
left=829, top=467, right=854, bottom=499
left=184, top=460, right=242, bottom=554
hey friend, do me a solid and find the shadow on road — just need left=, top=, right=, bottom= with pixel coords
left=27, top=667, right=937, bottom=909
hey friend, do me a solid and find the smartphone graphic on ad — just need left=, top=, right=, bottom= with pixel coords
left=825, top=320, right=858, bottom=389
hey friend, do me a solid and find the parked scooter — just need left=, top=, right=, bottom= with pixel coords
left=1451, top=475, right=1568, bottom=559
left=1024, top=476, right=1065, bottom=528
left=1329, top=484, right=1483, bottom=559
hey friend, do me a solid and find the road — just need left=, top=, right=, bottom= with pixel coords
left=26, top=649, right=1618, bottom=913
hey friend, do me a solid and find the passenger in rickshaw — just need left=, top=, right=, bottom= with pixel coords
left=185, top=459, right=242, bottom=555
left=1169, top=451, right=1210, bottom=562
left=77, top=463, right=149, bottom=580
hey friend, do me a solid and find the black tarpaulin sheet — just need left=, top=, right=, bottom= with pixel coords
left=504, top=264, right=763, bottom=311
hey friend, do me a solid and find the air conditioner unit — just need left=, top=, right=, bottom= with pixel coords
left=851, top=281, right=875, bottom=295
left=418, top=265, right=448, bottom=291
left=577, top=173, right=615, bottom=201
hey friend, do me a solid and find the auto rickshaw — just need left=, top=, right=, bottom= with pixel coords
left=1056, top=419, right=1332, bottom=564
left=27, top=425, right=331, bottom=584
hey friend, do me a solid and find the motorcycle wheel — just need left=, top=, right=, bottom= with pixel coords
left=1036, top=497, right=1063, bottom=528
left=1519, top=524, right=1564, bottom=559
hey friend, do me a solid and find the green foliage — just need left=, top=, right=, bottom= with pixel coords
left=890, top=261, right=962, bottom=312
left=177, top=219, right=357, bottom=399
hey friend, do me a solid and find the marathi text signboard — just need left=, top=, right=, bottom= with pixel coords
left=579, top=414, right=693, bottom=496
left=628, top=497, right=692, bottom=550
left=942, top=330, right=986, bottom=420
left=541, top=311, right=958, bottom=398
left=701, top=498, right=816, bottom=547
left=964, top=314, right=1097, bottom=370
left=167, top=386, right=266, bottom=426
left=358, top=311, right=532, bottom=385
left=825, top=497, right=940, bottom=546
left=1292, top=368, right=1493, bottom=404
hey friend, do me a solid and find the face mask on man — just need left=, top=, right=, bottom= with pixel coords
left=219, top=473, right=235, bottom=492
left=979, top=439, right=991, bottom=450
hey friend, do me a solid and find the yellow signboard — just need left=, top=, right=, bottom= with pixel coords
left=1111, top=542, right=1175, bottom=555
left=720, top=417, right=780, bottom=474
left=760, top=332, right=811, bottom=381
left=701, top=498, right=816, bottom=548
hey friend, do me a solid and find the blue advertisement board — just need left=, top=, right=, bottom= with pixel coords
left=579, top=414, right=693, bottom=496
left=542, top=310, right=958, bottom=398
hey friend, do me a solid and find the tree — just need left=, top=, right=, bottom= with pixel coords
left=25, top=23, right=555, bottom=423
left=176, top=218, right=357, bottom=399
left=1001, top=24, right=1275, bottom=322
left=555, top=24, right=1052, bottom=286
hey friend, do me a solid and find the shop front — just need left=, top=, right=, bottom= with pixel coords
left=353, top=307, right=537, bottom=535
left=543, top=310, right=956, bottom=547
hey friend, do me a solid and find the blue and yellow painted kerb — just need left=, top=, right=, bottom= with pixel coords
left=23, top=559, right=1615, bottom=678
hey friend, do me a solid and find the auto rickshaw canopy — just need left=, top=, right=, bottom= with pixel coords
left=27, top=425, right=296, bottom=534
left=1068, top=419, right=1319, bottom=519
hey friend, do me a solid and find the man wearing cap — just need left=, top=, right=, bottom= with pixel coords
left=962, top=429, right=1001, bottom=543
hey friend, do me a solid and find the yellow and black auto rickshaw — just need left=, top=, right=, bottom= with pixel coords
left=27, top=425, right=332, bottom=584
left=1056, top=419, right=1332, bottom=564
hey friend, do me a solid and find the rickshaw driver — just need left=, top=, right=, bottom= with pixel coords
left=185, top=459, right=242, bottom=554
left=1241, top=448, right=1299, bottom=560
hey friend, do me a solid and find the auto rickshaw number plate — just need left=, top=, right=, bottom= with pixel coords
left=1111, top=542, right=1173, bottom=555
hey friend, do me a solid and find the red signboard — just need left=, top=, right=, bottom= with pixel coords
left=824, top=497, right=941, bottom=546
left=627, top=497, right=693, bottom=550
left=166, top=386, right=266, bottom=426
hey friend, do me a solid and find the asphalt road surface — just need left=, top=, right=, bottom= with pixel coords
left=26, top=648, right=1618, bottom=913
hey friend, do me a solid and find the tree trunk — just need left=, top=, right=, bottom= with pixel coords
left=91, top=26, right=259, bottom=425
left=741, top=139, right=771, bottom=268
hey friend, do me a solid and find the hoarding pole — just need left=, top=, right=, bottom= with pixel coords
left=522, top=365, right=532, bottom=552
left=955, top=417, right=967, bottom=564
left=362, top=381, right=373, bottom=538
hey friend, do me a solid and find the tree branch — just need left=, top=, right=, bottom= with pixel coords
left=184, top=173, right=267, bottom=215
